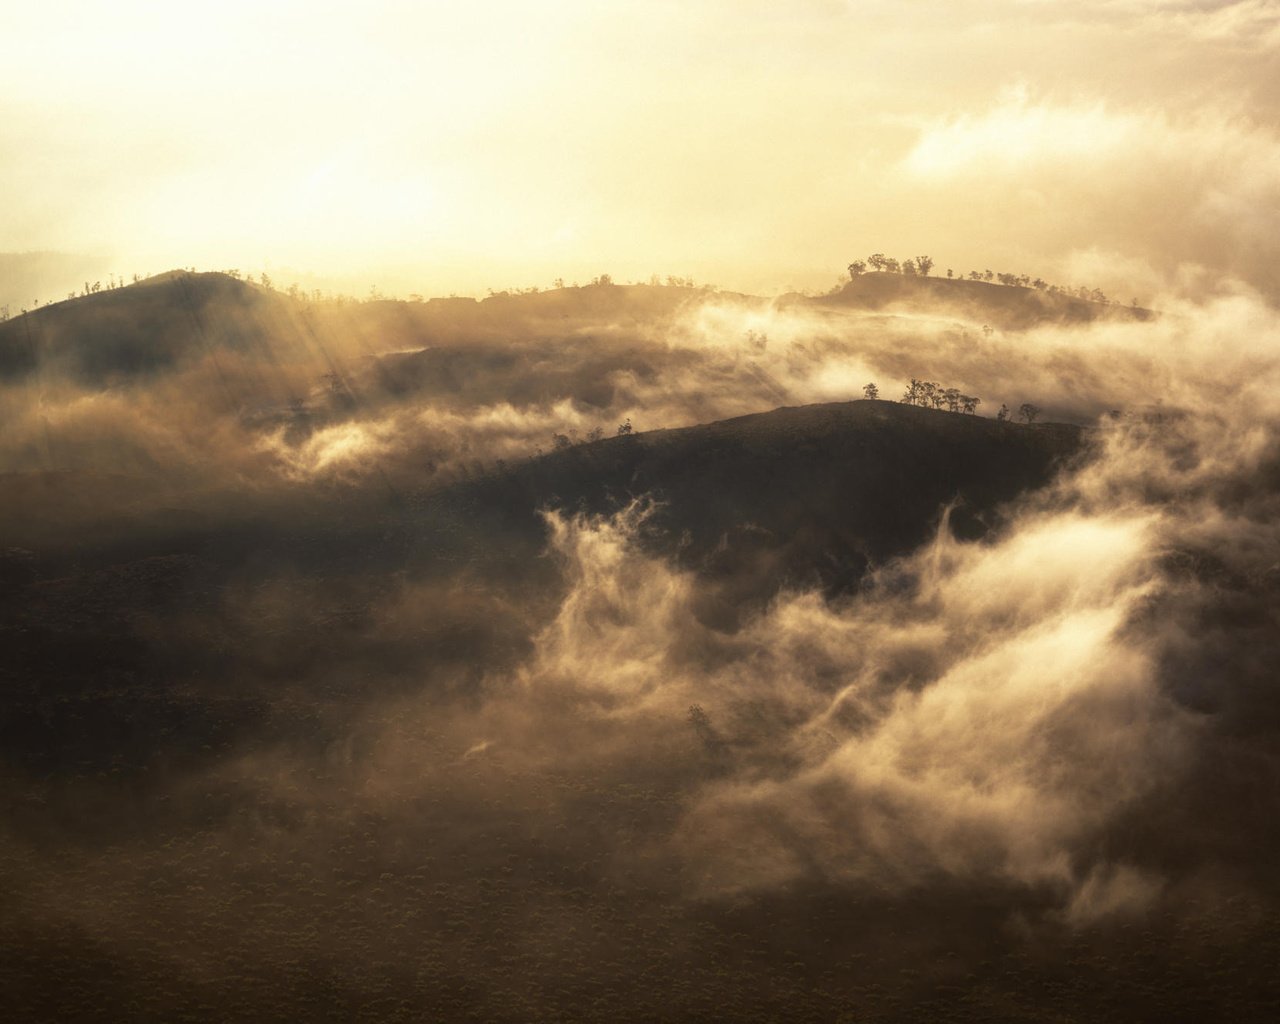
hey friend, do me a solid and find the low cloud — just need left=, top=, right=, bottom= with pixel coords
left=904, top=91, right=1280, bottom=300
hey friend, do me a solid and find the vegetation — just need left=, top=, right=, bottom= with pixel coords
left=848, top=251, right=1128, bottom=306
left=899, top=378, right=981, bottom=415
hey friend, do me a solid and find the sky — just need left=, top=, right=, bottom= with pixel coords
left=3, top=0, right=1279, bottom=302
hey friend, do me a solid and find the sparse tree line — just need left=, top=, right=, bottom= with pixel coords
left=546, top=418, right=635, bottom=454
left=493, top=273, right=700, bottom=298
left=847, top=253, right=1135, bottom=306
left=847, top=254, right=935, bottom=278
left=1, top=273, right=146, bottom=320
left=864, top=380, right=1042, bottom=423
left=897, top=378, right=982, bottom=414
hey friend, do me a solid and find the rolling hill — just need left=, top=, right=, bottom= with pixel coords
left=805, top=271, right=1153, bottom=330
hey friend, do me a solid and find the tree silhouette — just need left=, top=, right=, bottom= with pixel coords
left=915, top=255, right=934, bottom=277
left=1019, top=403, right=1041, bottom=423
left=687, top=704, right=723, bottom=756
left=847, top=260, right=867, bottom=278
left=863, top=382, right=879, bottom=400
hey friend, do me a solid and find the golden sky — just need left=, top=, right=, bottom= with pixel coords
left=4, top=0, right=1278, bottom=300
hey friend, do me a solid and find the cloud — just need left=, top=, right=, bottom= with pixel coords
left=902, top=92, right=1280, bottom=299
left=8, top=281, right=1280, bottom=1020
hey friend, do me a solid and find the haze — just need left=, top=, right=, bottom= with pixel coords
left=6, top=3, right=1280, bottom=1020
left=5, top=0, right=1279, bottom=303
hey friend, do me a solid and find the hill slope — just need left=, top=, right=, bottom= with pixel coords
left=804, top=272, right=1152, bottom=330
left=439, top=400, right=1083, bottom=622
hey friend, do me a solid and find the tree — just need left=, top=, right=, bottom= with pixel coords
left=883, top=257, right=901, bottom=274
left=1019, top=403, right=1040, bottom=423
left=947, top=268, right=954, bottom=279
left=847, top=260, right=867, bottom=278
left=863, top=382, right=879, bottom=400
left=616, top=418, right=633, bottom=436
left=901, top=258, right=917, bottom=276
left=997, top=403, right=1009, bottom=422
left=961, top=395, right=980, bottom=415
left=687, top=704, right=722, bottom=755
left=586, top=426, right=604, bottom=442
left=915, top=255, right=934, bottom=277
left=867, top=253, right=887, bottom=273
left=552, top=433, right=573, bottom=450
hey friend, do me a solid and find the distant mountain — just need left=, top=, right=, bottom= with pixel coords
left=1, top=269, right=1144, bottom=397
left=0, top=272, right=721, bottom=386
left=802, top=273, right=1152, bottom=330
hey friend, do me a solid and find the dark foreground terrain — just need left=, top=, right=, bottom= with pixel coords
left=3, top=275, right=1279, bottom=1021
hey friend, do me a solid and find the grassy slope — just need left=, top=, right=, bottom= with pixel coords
left=454, top=400, right=1082, bottom=621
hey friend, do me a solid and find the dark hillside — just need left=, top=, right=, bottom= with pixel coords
left=452, top=400, right=1083, bottom=621
left=0, top=272, right=307, bottom=385
left=0, top=400, right=1084, bottom=781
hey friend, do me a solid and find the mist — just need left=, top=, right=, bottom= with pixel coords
left=3, top=266, right=1280, bottom=1020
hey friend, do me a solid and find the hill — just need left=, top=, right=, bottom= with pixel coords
left=803, top=272, right=1153, bottom=330
left=0, top=273, right=727, bottom=387
left=0, top=271, right=296, bottom=384
left=446, top=399, right=1083, bottom=622
left=14, top=274, right=1273, bottom=1024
